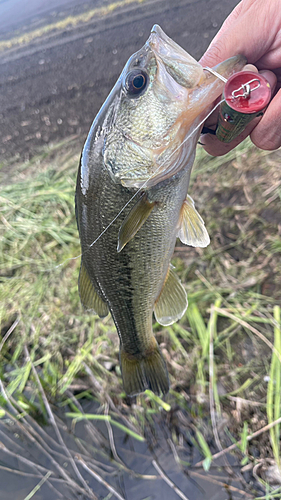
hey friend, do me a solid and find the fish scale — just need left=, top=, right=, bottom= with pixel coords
left=80, top=160, right=185, bottom=350
left=76, top=24, right=246, bottom=396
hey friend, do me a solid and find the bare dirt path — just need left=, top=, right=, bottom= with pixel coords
left=0, top=0, right=240, bottom=162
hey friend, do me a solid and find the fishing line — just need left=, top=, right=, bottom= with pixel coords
left=5, top=97, right=225, bottom=281
left=49, top=97, right=225, bottom=271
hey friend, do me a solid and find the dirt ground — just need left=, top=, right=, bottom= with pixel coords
left=0, top=0, right=240, bottom=163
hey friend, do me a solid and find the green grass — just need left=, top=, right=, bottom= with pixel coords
left=0, top=138, right=281, bottom=498
left=0, top=0, right=149, bottom=51
left=267, top=306, right=281, bottom=468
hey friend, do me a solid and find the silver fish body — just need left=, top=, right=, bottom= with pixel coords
left=76, top=25, right=246, bottom=396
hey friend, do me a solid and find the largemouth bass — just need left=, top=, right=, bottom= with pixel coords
left=75, top=25, right=246, bottom=396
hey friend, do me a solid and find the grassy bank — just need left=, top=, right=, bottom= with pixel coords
left=0, top=138, right=281, bottom=498
left=0, top=0, right=149, bottom=51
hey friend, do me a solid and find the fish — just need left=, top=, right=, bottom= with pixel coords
left=75, top=25, right=246, bottom=397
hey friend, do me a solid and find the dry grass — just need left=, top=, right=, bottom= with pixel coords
left=0, top=137, right=281, bottom=498
left=0, top=0, right=149, bottom=52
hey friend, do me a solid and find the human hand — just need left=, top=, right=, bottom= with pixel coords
left=199, top=0, right=281, bottom=155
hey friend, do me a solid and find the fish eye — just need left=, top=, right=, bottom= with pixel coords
left=125, top=70, right=148, bottom=96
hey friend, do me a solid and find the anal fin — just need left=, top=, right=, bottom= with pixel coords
left=117, top=194, right=156, bottom=252
left=78, top=261, right=109, bottom=318
left=154, top=265, right=188, bottom=326
left=177, top=194, right=210, bottom=248
left=120, top=338, right=169, bottom=396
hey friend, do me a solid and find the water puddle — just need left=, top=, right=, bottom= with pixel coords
left=0, top=399, right=262, bottom=499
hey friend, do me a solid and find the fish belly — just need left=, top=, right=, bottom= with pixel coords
left=78, top=163, right=189, bottom=396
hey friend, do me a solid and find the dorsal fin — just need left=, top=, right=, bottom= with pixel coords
left=117, top=194, right=156, bottom=252
left=78, top=261, right=109, bottom=318
left=177, top=194, right=210, bottom=247
left=154, top=265, right=188, bottom=326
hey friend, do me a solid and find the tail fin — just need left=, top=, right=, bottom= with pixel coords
left=120, top=339, right=170, bottom=397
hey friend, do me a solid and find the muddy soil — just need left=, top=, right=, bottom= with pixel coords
left=0, top=0, right=240, bottom=163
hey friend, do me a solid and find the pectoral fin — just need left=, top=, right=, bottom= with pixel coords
left=177, top=195, right=210, bottom=248
left=117, top=194, right=156, bottom=252
left=154, top=265, right=188, bottom=326
left=78, top=261, right=109, bottom=317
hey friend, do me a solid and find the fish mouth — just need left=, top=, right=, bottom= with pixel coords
left=148, top=24, right=247, bottom=96
left=148, top=24, right=184, bottom=57
left=148, top=24, right=205, bottom=90
left=118, top=27, right=247, bottom=189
